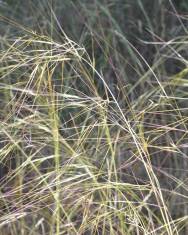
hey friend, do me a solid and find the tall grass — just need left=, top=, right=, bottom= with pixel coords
left=0, top=0, right=188, bottom=234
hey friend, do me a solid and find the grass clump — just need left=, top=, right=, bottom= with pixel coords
left=0, top=1, right=188, bottom=234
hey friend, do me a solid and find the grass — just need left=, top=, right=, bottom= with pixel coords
left=0, top=0, right=188, bottom=234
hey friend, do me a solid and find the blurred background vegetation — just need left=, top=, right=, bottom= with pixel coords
left=1, top=0, right=188, bottom=96
left=1, top=0, right=188, bottom=69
